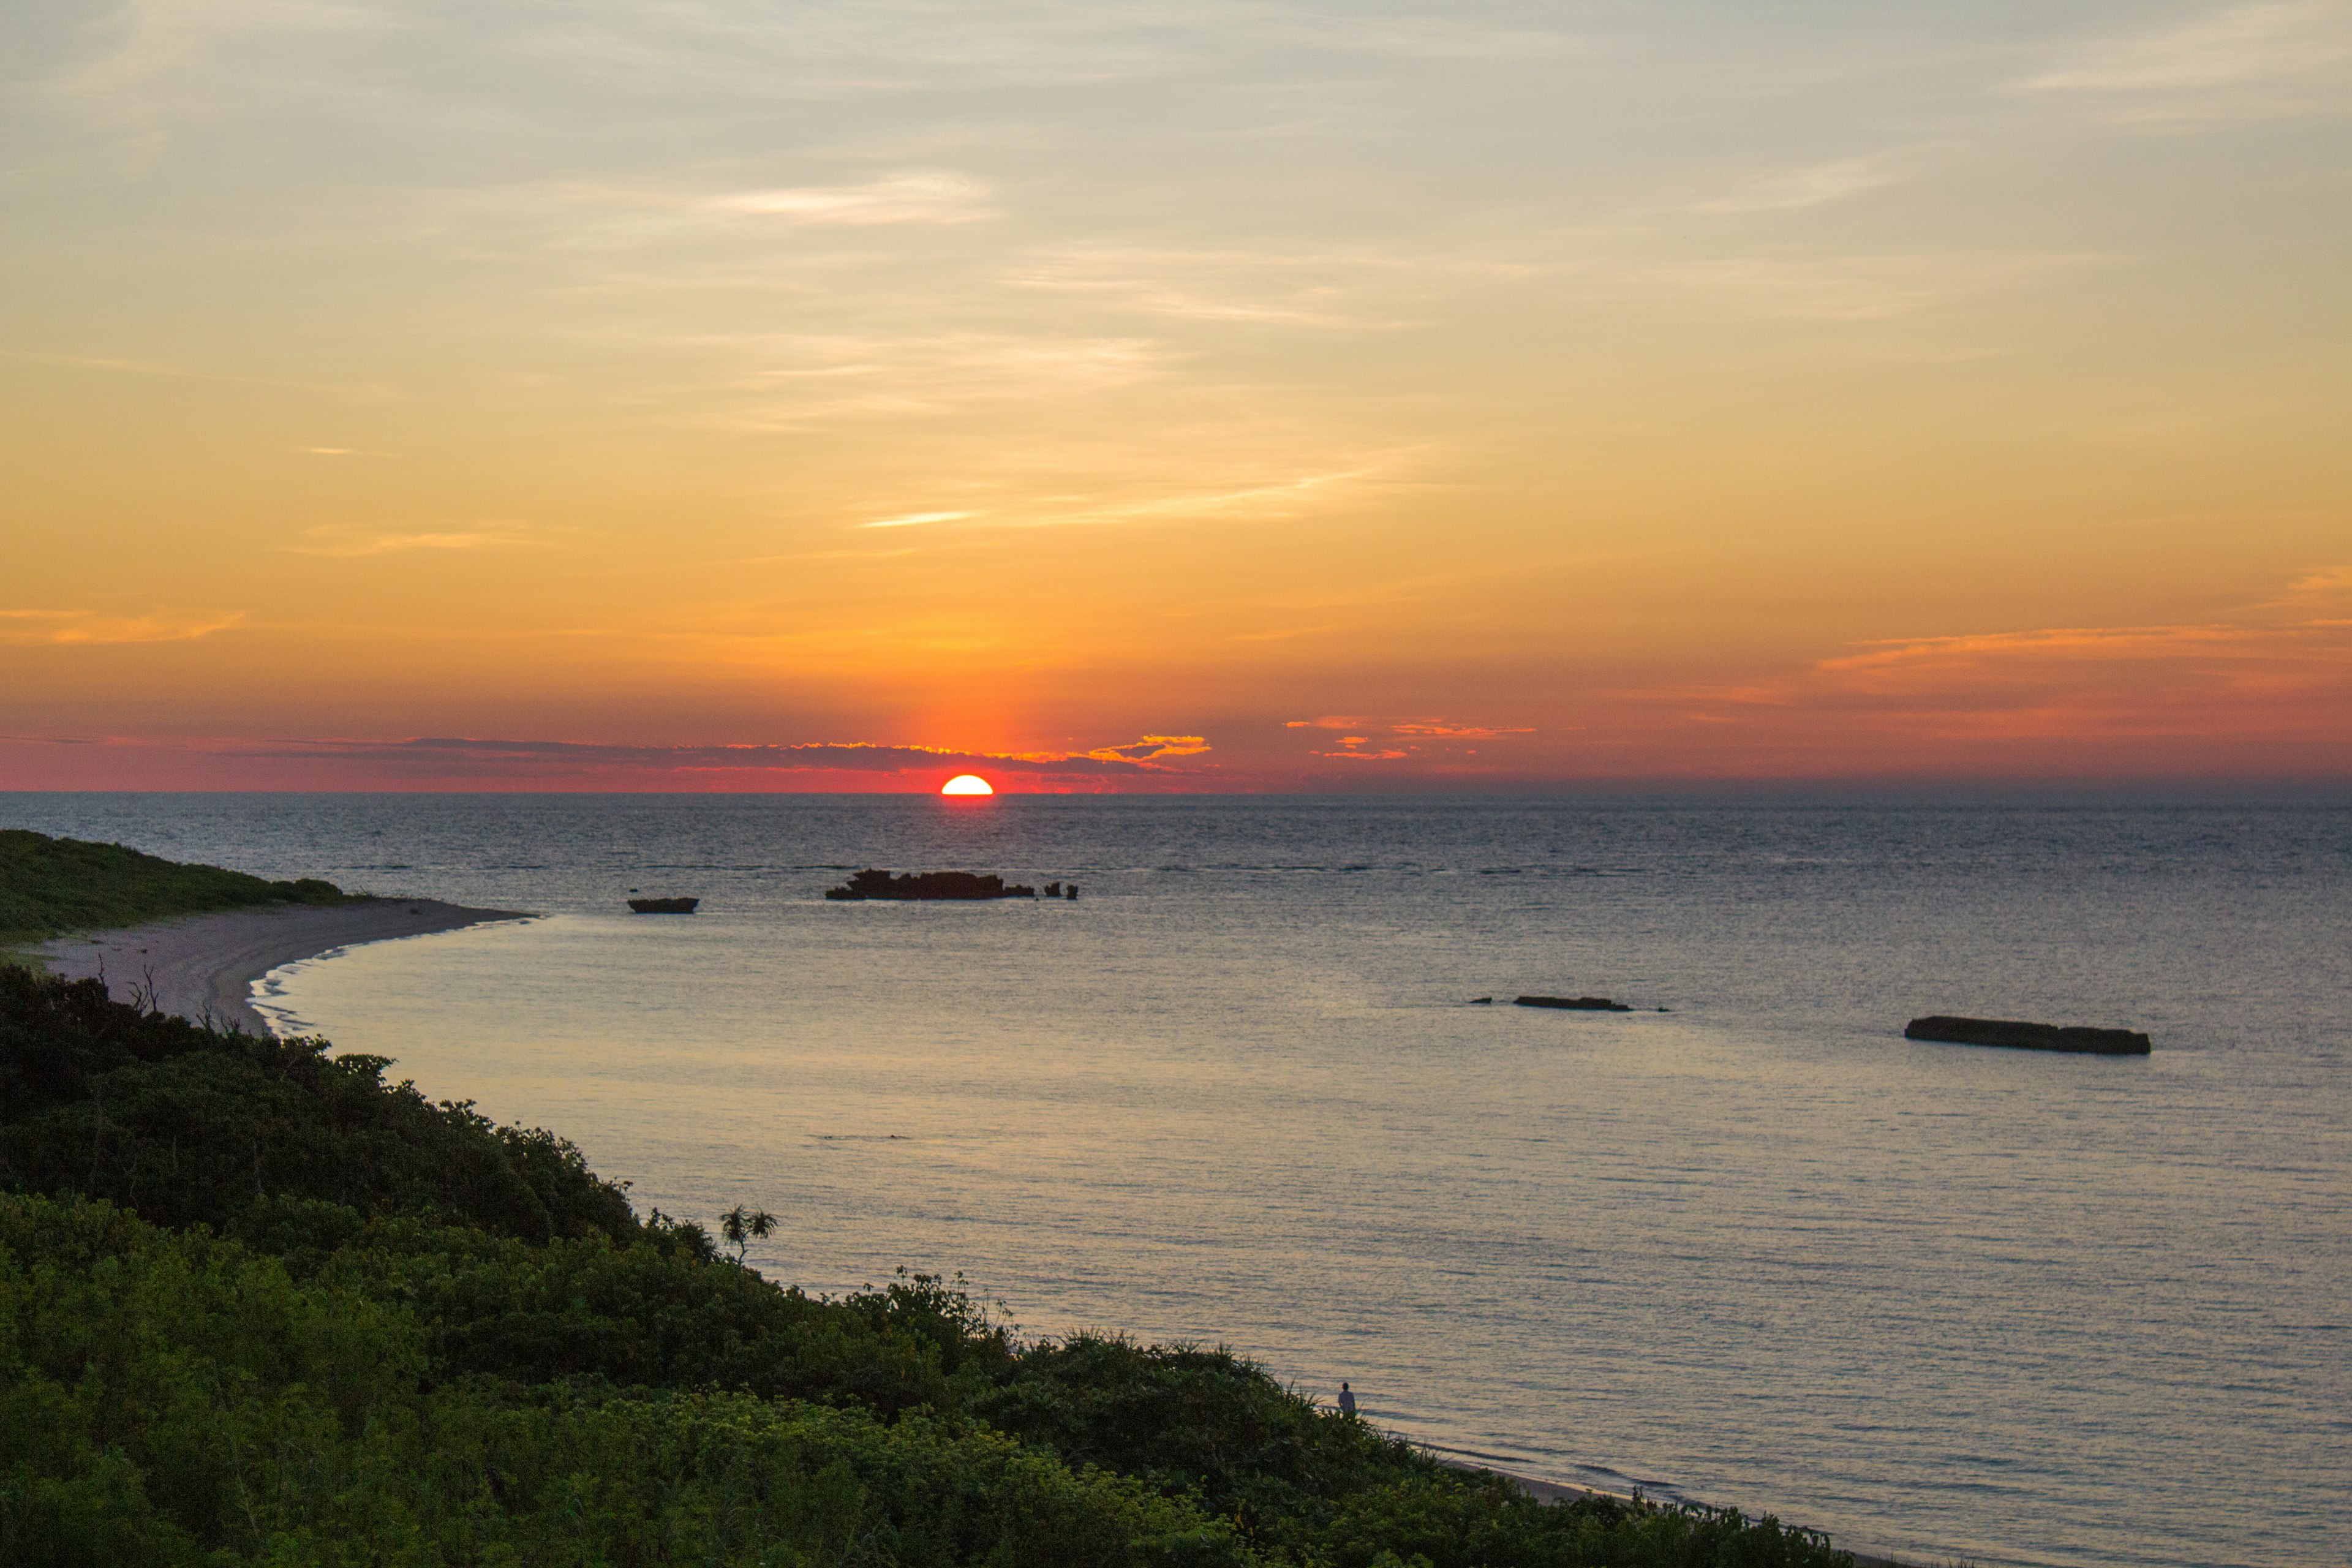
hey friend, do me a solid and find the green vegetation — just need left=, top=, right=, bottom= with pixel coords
left=0, top=962, right=1858, bottom=1566
left=0, top=829, right=349, bottom=950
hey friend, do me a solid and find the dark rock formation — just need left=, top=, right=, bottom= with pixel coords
left=627, top=897, right=699, bottom=913
left=1903, top=1016, right=2150, bottom=1055
left=824, top=869, right=1036, bottom=901
left=1514, top=995, right=1632, bottom=1012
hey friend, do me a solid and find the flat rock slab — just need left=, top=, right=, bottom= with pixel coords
left=1904, top=1015, right=2150, bottom=1055
left=33, top=898, right=531, bottom=1036
left=825, top=869, right=1036, bottom=900
left=1515, top=995, right=1632, bottom=1012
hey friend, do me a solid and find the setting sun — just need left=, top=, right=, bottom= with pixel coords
left=940, top=774, right=993, bottom=796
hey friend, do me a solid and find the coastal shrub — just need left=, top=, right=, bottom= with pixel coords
left=284, top=1213, right=1012, bottom=1416
left=975, top=1334, right=1422, bottom=1523
left=0, top=969, right=636, bottom=1244
left=0, top=1194, right=1255, bottom=1567
left=1317, top=1480, right=1849, bottom=1567
left=0, top=970, right=1859, bottom=1567
left=0, top=829, right=347, bottom=948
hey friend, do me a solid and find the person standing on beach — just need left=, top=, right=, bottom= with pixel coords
left=1338, top=1382, right=1357, bottom=1417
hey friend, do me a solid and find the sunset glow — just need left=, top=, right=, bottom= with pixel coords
left=941, top=775, right=994, bottom=797
left=2, top=5, right=2346, bottom=791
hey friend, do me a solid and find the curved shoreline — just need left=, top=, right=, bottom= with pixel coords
left=31, top=898, right=533, bottom=1036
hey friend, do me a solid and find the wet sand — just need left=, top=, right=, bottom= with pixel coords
left=31, top=899, right=532, bottom=1036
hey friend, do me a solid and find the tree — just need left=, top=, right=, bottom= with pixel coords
left=719, top=1203, right=777, bottom=1264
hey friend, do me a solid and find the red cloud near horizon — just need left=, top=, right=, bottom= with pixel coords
left=4, top=569, right=2348, bottom=790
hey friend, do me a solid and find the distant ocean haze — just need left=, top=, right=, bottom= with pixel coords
left=6, top=793, right=2346, bottom=1568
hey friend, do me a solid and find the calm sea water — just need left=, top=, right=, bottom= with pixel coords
left=7, top=793, right=2347, bottom=1568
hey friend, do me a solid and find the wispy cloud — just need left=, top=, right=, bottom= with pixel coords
left=1629, top=570, right=2352, bottom=746
left=202, top=733, right=1215, bottom=781
left=2256, top=564, right=2352, bottom=609
left=1637, top=249, right=2108, bottom=322
left=1006, top=245, right=1523, bottom=330
left=8, top=350, right=375, bottom=396
left=859, top=510, right=973, bottom=530
left=1017, top=464, right=1393, bottom=530
left=1286, top=715, right=1538, bottom=761
left=1692, top=157, right=1898, bottom=215
left=706, top=173, right=994, bottom=225
left=2018, top=1, right=2352, bottom=120
left=1392, top=720, right=1537, bottom=740
left=289, top=523, right=549, bottom=557
left=0, top=608, right=243, bottom=646
left=728, top=333, right=1171, bottom=424
left=1082, top=734, right=1210, bottom=762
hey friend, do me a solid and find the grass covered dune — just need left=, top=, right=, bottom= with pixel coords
left=7, top=831, right=524, bottom=1035
left=0, top=832, right=1864, bottom=1566
left=0, top=829, right=349, bottom=949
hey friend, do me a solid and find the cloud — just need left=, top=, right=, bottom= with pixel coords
left=1391, top=720, right=1536, bottom=740
left=1287, top=715, right=1536, bottom=761
left=1006, top=245, right=1524, bottom=330
left=1018, top=466, right=1390, bottom=529
left=203, top=734, right=1218, bottom=781
left=8, top=350, right=374, bottom=396
left=1629, top=574, right=2352, bottom=747
left=1082, top=734, right=1210, bottom=762
left=1692, top=157, right=1898, bottom=215
left=707, top=173, right=993, bottom=225
left=1640, top=250, right=2108, bottom=323
left=860, top=511, right=973, bottom=530
left=731, top=333, right=1171, bottom=424
left=290, top=524, right=548, bottom=556
left=2018, top=1, right=2352, bottom=119
left=2258, top=564, right=2352, bottom=609
left=1815, top=624, right=2245, bottom=682
left=0, top=608, right=243, bottom=646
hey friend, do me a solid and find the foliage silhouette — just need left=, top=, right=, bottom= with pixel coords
left=722, top=1202, right=777, bottom=1262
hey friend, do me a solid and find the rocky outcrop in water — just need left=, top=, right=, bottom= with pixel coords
left=824, top=869, right=1036, bottom=901
left=1514, top=995, right=1632, bottom=1012
left=1903, top=1016, right=2150, bottom=1055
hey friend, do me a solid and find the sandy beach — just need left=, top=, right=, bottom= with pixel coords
left=31, top=898, right=532, bottom=1036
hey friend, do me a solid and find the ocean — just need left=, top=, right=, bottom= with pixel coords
left=7, top=792, right=2346, bottom=1568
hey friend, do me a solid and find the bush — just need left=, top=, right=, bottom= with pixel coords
left=0, top=968, right=636, bottom=1245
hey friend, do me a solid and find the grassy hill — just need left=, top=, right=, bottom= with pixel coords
left=0, top=828, right=349, bottom=948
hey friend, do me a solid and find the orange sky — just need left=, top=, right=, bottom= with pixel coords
left=4, top=2, right=2347, bottom=791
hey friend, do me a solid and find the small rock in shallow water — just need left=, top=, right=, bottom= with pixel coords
left=1904, top=1016, right=2150, bottom=1055
left=1514, top=995, right=1632, bottom=1012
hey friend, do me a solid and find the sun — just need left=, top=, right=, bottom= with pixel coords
left=941, top=774, right=994, bottom=796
